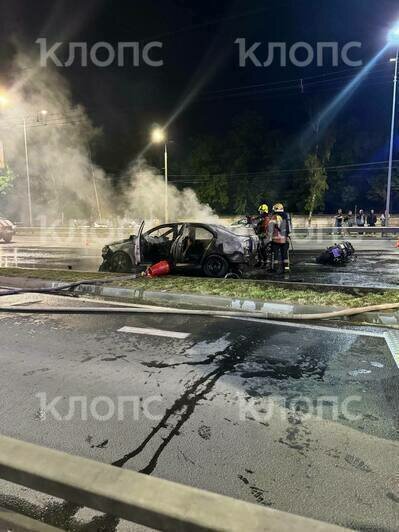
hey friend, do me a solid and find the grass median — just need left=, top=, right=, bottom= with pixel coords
left=0, top=267, right=397, bottom=308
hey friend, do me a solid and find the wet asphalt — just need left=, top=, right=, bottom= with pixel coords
left=1, top=236, right=399, bottom=288
left=0, top=293, right=398, bottom=530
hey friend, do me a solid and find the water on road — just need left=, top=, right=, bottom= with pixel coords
left=0, top=293, right=397, bottom=530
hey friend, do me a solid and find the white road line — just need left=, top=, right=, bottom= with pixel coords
left=117, top=326, right=190, bottom=339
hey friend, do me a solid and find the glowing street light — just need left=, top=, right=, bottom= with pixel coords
left=151, top=127, right=166, bottom=144
left=0, top=94, right=9, bottom=107
left=385, top=22, right=399, bottom=225
left=388, top=23, right=399, bottom=45
left=151, top=126, right=169, bottom=223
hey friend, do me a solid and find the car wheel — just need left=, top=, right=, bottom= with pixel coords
left=3, top=234, right=12, bottom=243
left=202, top=254, right=229, bottom=278
left=110, top=251, right=132, bottom=273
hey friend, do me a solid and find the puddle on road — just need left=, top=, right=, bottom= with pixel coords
left=247, top=251, right=399, bottom=288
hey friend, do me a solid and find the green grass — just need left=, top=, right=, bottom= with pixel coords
left=0, top=267, right=397, bottom=308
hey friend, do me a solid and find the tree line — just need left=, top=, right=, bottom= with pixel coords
left=173, top=110, right=398, bottom=216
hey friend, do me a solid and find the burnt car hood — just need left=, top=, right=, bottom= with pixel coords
left=108, top=236, right=135, bottom=248
left=102, top=236, right=135, bottom=256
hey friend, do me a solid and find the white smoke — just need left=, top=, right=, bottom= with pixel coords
left=0, top=52, right=110, bottom=224
left=0, top=50, right=218, bottom=226
left=122, top=160, right=219, bottom=224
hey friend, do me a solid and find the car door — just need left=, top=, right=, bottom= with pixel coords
left=170, top=224, right=188, bottom=263
left=171, top=224, right=215, bottom=265
left=133, top=220, right=145, bottom=264
left=141, top=224, right=180, bottom=263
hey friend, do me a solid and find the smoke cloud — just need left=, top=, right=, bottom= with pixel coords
left=0, top=50, right=217, bottom=226
left=0, top=51, right=107, bottom=223
left=121, top=160, right=219, bottom=224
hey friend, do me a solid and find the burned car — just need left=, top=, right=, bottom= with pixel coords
left=100, top=222, right=259, bottom=277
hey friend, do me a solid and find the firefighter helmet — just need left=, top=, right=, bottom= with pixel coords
left=273, top=203, right=284, bottom=212
left=258, top=204, right=269, bottom=214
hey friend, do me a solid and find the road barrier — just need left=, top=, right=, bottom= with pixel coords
left=0, top=434, right=349, bottom=531
left=292, top=226, right=399, bottom=238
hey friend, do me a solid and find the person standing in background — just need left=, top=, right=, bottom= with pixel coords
left=334, top=209, right=344, bottom=235
left=346, top=210, right=354, bottom=227
left=356, top=209, right=366, bottom=235
left=367, top=209, right=377, bottom=227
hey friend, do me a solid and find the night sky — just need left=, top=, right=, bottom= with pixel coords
left=0, top=0, right=398, bottom=178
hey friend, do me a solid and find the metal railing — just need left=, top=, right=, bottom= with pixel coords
left=0, top=434, right=350, bottom=531
left=292, top=226, right=399, bottom=238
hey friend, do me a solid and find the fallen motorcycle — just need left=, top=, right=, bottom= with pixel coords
left=316, top=241, right=355, bottom=266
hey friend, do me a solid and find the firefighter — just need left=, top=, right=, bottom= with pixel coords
left=256, top=204, right=271, bottom=267
left=269, top=203, right=291, bottom=273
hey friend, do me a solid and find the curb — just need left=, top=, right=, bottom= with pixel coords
left=74, top=283, right=344, bottom=315
left=0, top=275, right=342, bottom=316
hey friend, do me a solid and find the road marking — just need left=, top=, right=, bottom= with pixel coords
left=118, top=326, right=190, bottom=339
left=384, top=331, right=399, bottom=368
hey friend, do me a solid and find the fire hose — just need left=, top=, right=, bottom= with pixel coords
left=0, top=301, right=398, bottom=320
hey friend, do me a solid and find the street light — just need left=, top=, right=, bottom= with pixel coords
left=0, top=94, right=9, bottom=108
left=151, top=127, right=169, bottom=223
left=386, top=23, right=399, bottom=225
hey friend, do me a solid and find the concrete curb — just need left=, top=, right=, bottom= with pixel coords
left=0, top=275, right=342, bottom=316
left=74, top=283, right=344, bottom=315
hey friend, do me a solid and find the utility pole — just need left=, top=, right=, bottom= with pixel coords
left=23, top=117, right=33, bottom=227
left=88, top=146, right=102, bottom=222
left=90, top=162, right=102, bottom=222
left=164, top=141, right=168, bottom=223
left=386, top=48, right=399, bottom=226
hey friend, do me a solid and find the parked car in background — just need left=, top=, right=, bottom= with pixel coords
left=0, top=218, right=16, bottom=242
left=100, top=222, right=259, bottom=277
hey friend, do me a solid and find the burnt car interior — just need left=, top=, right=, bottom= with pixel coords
left=141, top=224, right=181, bottom=263
left=140, top=223, right=216, bottom=266
left=176, top=225, right=215, bottom=264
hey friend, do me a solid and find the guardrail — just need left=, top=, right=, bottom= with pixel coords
left=0, top=434, right=349, bottom=531
left=292, top=226, right=399, bottom=238
left=11, top=225, right=399, bottom=246
left=15, top=225, right=399, bottom=233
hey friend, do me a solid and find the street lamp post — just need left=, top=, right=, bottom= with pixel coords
left=151, top=127, right=168, bottom=223
left=386, top=24, right=399, bottom=226
left=22, top=117, right=33, bottom=227
left=164, top=141, right=168, bottom=223
left=22, top=111, right=47, bottom=227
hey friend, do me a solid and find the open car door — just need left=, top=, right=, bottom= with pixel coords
left=133, top=221, right=145, bottom=265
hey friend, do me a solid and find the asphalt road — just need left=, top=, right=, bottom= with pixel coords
left=1, top=236, right=399, bottom=288
left=0, top=293, right=398, bottom=530
left=254, top=249, right=399, bottom=288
